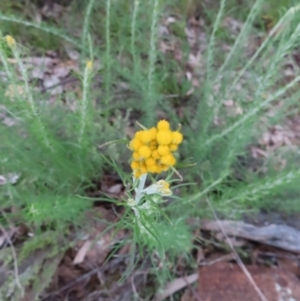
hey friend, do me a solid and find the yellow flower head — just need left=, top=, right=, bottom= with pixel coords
left=157, top=145, right=170, bottom=156
left=135, top=131, right=143, bottom=139
left=86, top=60, right=93, bottom=71
left=138, top=145, right=151, bottom=159
left=172, top=131, right=183, bottom=144
left=151, top=150, right=161, bottom=160
left=140, top=130, right=153, bottom=143
left=156, top=130, right=173, bottom=145
left=129, top=120, right=183, bottom=177
left=148, top=127, right=157, bottom=140
left=157, top=120, right=170, bottom=130
left=5, top=35, right=16, bottom=48
left=153, top=164, right=163, bottom=174
left=160, top=164, right=169, bottom=172
left=134, top=170, right=142, bottom=178
left=157, top=180, right=171, bottom=195
left=132, top=152, right=140, bottom=160
left=139, top=162, right=148, bottom=174
left=145, top=157, right=156, bottom=167
left=147, top=165, right=158, bottom=173
left=142, top=179, right=172, bottom=196
left=169, top=144, right=178, bottom=151
left=130, top=161, right=140, bottom=170
left=129, top=138, right=143, bottom=151
left=160, top=154, right=176, bottom=166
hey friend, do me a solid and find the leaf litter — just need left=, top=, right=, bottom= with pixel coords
left=1, top=1, right=300, bottom=301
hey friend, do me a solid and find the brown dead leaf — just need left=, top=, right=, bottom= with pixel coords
left=57, top=252, right=82, bottom=285
left=106, top=183, right=123, bottom=195
left=277, top=256, right=300, bottom=279
left=8, top=56, right=79, bottom=97
left=222, top=17, right=244, bottom=35
left=43, top=74, right=62, bottom=95
left=256, top=111, right=300, bottom=162
left=73, top=240, right=92, bottom=265
left=223, top=99, right=244, bottom=116
left=73, top=207, right=125, bottom=270
left=41, top=3, right=65, bottom=20
left=98, top=175, right=125, bottom=199
left=199, top=262, right=300, bottom=301
left=74, top=231, right=117, bottom=268
left=251, top=146, right=268, bottom=158
left=180, top=289, right=196, bottom=301
left=5, top=84, right=25, bottom=101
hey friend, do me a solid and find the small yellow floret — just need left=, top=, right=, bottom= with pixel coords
left=130, top=138, right=143, bottom=151
left=132, top=152, right=140, bottom=160
left=145, top=157, right=156, bottom=167
left=130, top=161, right=140, bottom=170
left=134, top=170, right=142, bottom=178
left=157, top=145, right=170, bottom=156
left=149, top=140, right=157, bottom=150
left=140, top=130, right=152, bottom=143
left=156, top=130, right=173, bottom=145
left=147, top=165, right=157, bottom=173
left=148, top=127, right=158, bottom=140
left=157, top=180, right=171, bottom=194
left=138, top=145, right=151, bottom=158
left=169, top=144, right=178, bottom=151
left=157, top=120, right=170, bottom=130
left=160, top=164, right=169, bottom=171
left=151, top=150, right=160, bottom=160
left=149, top=140, right=157, bottom=146
left=5, top=35, right=16, bottom=48
left=157, top=180, right=170, bottom=189
left=160, top=154, right=176, bottom=166
left=172, top=131, right=183, bottom=144
left=135, top=131, right=143, bottom=139
left=140, top=162, right=148, bottom=174
left=155, top=165, right=163, bottom=173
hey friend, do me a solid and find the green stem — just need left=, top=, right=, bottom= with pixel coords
left=105, top=0, right=112, bottom=114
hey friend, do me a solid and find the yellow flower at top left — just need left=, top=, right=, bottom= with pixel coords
left=5, top=35, right=16, bottom=48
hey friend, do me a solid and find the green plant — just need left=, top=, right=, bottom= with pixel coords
left=1, top=0, right=300, bottom=299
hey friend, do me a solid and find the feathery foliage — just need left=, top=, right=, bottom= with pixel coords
left=0, top=0, right=300, bottom=297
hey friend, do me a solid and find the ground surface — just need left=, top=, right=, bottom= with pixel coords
left=1, top=1, right=300, bottom=300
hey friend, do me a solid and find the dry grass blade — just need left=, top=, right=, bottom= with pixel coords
left=154, top=273, right=198, bottom=301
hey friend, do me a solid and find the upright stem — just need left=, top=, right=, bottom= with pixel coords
left=105, top=0, right=112, bottom=114
left=79, top=61, right=92, bottom=146
left=146, top=0, right=159, bottom=124
left=134, top=173, right=147, bottom=205
left=131, top=0, right=140, bottom=75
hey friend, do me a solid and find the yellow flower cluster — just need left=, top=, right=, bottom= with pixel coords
left=129, top=120, right=183, bottom=178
